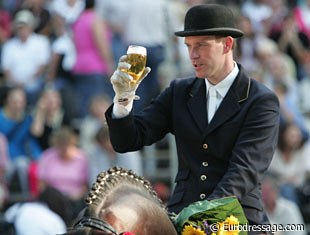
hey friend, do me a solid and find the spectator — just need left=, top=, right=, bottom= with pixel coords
left=22, top=0, right=52, bottom=36
left=255, top=36, right=297, bottom=83
left=293, top=0, right=310, bottom=40
left=0, top=133, right=9, bottom=183
left=241, top=0, right=272, bottom=33
left=46, top=13, right=76, bottom=87
left=79, top=94, right=111, bottom=155
left=87, top=126, right=113, bottom=186
left=95, top=0, right=127, bottom=64
left=235, top=15, right=264, bottom=74
left=268, top=121, right=310, bottom=206
left=0, top=8, right=12, bottom=69
left=272, top=74, right=309, bottom=141
left=4, top=186, right=68, bottom=235
left=30, top=88, right=73, bottom=151
left=48, top=0, right=84, bottom=25
left=88, top=125, right=143, bottom=186
left=37, top=126, right=89, bottom=221
left=264, top=0, right=289, bottom=36
left=269, top=11, right=310, bottom=81
left=71, top=0, right=115, bottom=118
left=0, top=133, right=9, bottom=209
left=262, top=52, right=297, bottom=92
left=1, top=9, right=51, bottom=106
left=169, top=0, right=194, bottom=79
left=298, top=51, right=310, bottom=133
left=0, top=86, right=41, bottom=198
left=46, top=13, right=78, bottom=119
left=262, top=174, right=307, bottom=235
left=1, top=0, right=23, bottom=16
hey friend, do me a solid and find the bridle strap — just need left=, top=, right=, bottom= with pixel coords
left=73, top=216, right=117, bottom=234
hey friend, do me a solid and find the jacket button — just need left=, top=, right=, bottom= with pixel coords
left=202, top=162, right=209, bottom=167
left=202, top=143, right=208, bottom=149
left=200, top=193, right=206, bottom=199
left=200, top=175, right=207, bottom=181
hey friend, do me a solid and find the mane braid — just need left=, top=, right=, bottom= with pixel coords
left=85, top=166, right=165, bottom=210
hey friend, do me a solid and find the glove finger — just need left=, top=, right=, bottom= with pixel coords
left=111, top=70, right=133, bottom=84
left=135, top=67, right=151, bottom=86
left=119, top=55, right=128, bottom=62
left=141, top=67, right=151, bottom=78
left=117, top=61, right=131, bottom=71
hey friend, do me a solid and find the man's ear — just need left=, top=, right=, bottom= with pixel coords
left=223, top=36, right=234, bottom=53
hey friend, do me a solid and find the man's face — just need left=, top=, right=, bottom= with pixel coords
left=15, top=24, right=32, bottom=42
left=7, top=89, right=26, bottom=115
left=184, top=35, right=228, bottom=80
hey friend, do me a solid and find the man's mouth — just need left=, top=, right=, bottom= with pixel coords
left=193, top=63, right=203, bottom=69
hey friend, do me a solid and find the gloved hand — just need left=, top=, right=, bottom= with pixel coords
left=111, top=55, right=151, bottom=104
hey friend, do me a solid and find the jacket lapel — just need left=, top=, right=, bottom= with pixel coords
left=206, top=67, right=251, bottom=135
left=187, top=78, right=208, bottom=131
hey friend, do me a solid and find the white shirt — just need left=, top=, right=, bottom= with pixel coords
left=1, top=33, right=51, bottom=89
left=267, top=197, right=307, bottom=235
left=49, top=0, right=84, bottom=24
left=52, top=32, right=76, bottom=71
left=205, top=63, right=239, bottom=122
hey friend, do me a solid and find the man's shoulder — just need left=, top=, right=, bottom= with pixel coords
left=166, top=77, right=200, bottom=96
left=2, top=37, right=19, bottom=48
left=168, top=76, right=201, bottom=92
left=237, top=66, right=276, bottom=97
left=249, top=77, right=277, bottom=96
left=171, top=76, right=197, bottom=86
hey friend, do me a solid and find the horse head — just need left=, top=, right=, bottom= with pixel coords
left=61, top=166, right=178, bottom=235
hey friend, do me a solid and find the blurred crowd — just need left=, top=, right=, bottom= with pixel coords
left=0, top=0, right=310, bottom=234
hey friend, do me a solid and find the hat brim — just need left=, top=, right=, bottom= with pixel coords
left=174, top=27, right=244, bottom=38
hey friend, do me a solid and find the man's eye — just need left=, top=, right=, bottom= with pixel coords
left=198, top=43, right=207, bottom=47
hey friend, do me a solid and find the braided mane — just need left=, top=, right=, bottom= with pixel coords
left=86, top=166, right=166, bottom=216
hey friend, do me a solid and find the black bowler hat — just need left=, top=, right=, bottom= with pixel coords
left=175, top=4, right=243, bottom=38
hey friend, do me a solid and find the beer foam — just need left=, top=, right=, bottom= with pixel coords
left=127, top=45, right=147, bottom=55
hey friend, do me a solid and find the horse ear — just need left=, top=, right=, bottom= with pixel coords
left=77, top=207, right=89, bottom=217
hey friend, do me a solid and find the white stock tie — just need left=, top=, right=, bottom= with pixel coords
left=208, top=86, right=217, bottom=123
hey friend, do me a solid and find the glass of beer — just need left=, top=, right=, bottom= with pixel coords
left=121, top=45, right=147, bottom=84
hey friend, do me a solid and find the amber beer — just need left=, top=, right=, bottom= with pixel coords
left=122, top=45, right=147, bottom=83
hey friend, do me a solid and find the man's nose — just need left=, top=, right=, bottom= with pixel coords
left=189, top=48, right=199, bottom=60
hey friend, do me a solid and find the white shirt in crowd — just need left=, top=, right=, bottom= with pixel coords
left=4, top=202, right=67, bottom=235
left=1, top=33, right=50, bottom=90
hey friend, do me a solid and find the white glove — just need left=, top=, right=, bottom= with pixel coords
left=111, top=55, right=151, bottom=104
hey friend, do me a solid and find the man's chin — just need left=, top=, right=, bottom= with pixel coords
left=195, top=73, right=206, bottom=79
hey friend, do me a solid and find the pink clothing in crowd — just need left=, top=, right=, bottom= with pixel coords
left=0, top=133, right=9, bottom=170
left=71, top=10, right=111, bottom=74
left=38, top=147, right=89, bottom=198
